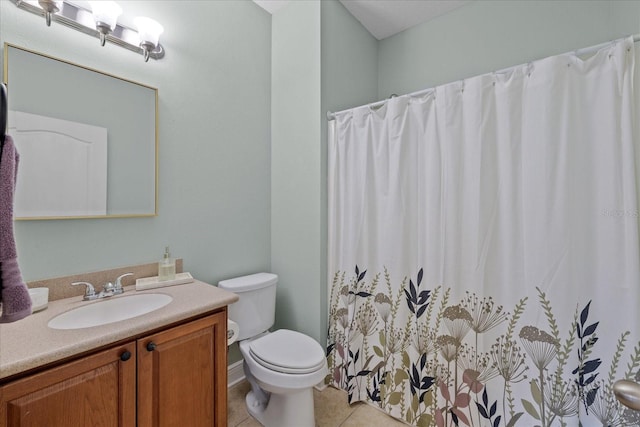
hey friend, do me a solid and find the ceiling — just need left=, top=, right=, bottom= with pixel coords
left=253, top=0, right=471, bottom=40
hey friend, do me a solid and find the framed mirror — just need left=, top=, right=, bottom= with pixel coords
left=3, top=43, right=158, bottom=219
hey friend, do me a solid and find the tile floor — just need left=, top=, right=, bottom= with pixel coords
left=228, top=380, right=409, bottom=427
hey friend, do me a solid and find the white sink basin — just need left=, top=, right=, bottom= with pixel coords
left=48, top=293, right=173, bottom=330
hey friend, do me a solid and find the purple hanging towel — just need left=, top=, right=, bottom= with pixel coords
left=0, top=135, right=32, bottom=322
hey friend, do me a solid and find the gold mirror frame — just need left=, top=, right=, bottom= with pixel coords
left=3, top=43, right=158, bottom=220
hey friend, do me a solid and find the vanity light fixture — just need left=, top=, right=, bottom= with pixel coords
left=88, top=1, right=123, bottom=47
left=11, top=0, right=165, bottom=62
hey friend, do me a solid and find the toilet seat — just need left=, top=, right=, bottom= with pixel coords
left=249, top=329, right=326, bottom=374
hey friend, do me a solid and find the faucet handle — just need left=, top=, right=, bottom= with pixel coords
left=103, top=282, right=115, bottom=293
left=71, top=282, right=96, bottom=300
left=115, top=273, right=134, bottom=291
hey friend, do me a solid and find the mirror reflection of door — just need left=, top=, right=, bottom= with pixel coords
left=9, top=111, right=108, bottom=218
left=4, top=43, right=158, bottom=219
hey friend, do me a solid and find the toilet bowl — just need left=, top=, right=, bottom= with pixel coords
left=218, top=273, right=328, bottom=427
left=239, top=330, right=327, bottom=426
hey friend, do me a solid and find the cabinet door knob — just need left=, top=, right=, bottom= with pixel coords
left=146, top=342, right=157, bottom=352
left=120, top=351, right=131, bottom=361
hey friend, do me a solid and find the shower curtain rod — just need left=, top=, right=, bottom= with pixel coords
left=326, top=34, right=640, bottom=121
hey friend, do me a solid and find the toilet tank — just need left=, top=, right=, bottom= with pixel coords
left=218, top=273, right=277, bottom=341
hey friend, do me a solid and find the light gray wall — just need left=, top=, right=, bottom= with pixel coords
left=321, top=1, right=379, bottom=115
left=378, top=0, right=640, bottom=98
left=1, top=1, right=272, bottom=287
left=271, top=0, right=322, bottom=340
left=270, top=0, right=377, bottom=344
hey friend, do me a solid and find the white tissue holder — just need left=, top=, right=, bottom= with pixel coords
left=227, top=319, right=239, bottom=346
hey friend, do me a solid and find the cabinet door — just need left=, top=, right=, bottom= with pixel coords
left=137, top=311, right=227, bottom=427
left=0, top=343, right=136, bottom=427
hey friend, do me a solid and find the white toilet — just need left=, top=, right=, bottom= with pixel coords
left=219, top=273, right=327, bottom=427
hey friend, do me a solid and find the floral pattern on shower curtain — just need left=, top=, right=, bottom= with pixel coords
left=327, top=37, right=640, bottom=427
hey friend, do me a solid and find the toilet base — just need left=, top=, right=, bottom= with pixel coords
left=245, top=387, right=316, bottom=427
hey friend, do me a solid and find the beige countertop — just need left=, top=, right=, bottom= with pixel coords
left=0, top=280, right=238, bottom=382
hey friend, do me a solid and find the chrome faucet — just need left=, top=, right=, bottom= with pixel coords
left=114, top=272, right=133, bottom=294
left=72, top=273, right=134, bottom=301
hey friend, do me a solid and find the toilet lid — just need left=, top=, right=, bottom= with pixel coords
left=249, top=329, right=326, bottom=374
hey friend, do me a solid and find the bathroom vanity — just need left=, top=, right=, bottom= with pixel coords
left=0, top=279, right=238, bottom=426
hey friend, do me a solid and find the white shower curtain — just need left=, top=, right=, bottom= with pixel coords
left=327, top=37, right=640, bottom=427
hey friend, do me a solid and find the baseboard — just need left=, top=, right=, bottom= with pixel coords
left=227, top=360, right=245, bottom=388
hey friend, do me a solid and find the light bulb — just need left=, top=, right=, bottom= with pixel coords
left=88, top=1, right=122, bottom=46
left=134, top=17, right=164, bottom=62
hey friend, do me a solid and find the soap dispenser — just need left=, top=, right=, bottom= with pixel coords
left=158, top=246, right=176, bottom=281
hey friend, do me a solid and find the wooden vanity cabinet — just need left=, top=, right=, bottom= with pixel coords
left=0, top=343, right=136, bottom=427
left=0, top=310, right=227, bottom=427
left=137, top=312, right=227, bottom=427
